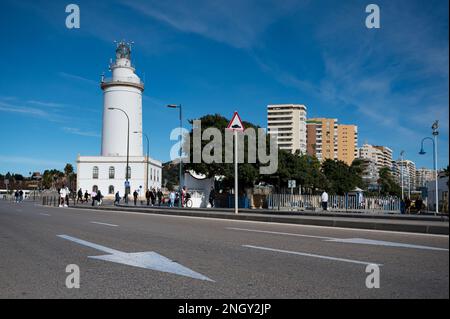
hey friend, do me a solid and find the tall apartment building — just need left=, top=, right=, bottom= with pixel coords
left=416, top=167, right=436, bottom=188
left=373, top=146, right=393, bottom=169
left=306, top=118, right=358, bottom=165
left=393, top=159, right=417, bottom=192
left=267, top=104, right=307, bottom=154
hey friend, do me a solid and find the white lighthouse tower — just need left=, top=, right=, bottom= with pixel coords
left=77, top=42, right=162, bottom=199
left=101, top=42, right=144, bottom=157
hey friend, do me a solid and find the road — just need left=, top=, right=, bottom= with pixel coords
left=0, top=200, right=448, bottom=298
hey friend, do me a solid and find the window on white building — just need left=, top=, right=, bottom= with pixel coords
left=109, top=185, right=114, bottom=194
left=93, top=166, right=99, bottom=179
left=109, top=166, right=115, bottom=179
left=92, top=185, right=98, bottom=192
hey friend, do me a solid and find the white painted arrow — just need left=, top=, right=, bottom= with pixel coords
left=57, top=235, right=214, bottom=281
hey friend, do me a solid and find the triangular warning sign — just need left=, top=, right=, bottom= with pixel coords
left=226, top=112, right=245, bottom=131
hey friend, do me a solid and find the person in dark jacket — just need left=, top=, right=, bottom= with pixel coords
left=133, top=190, right=138, bottom=206
left=145, top=189, right=151, bottom=206
left=114, top=191, right=121, bottom=205
left=209, top=187, right=216, bottom=208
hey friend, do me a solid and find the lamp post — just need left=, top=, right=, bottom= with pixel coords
left=419, top=120, right=439, bottom=215
left=167, top=104, right=183, bottom=207
left=108, top=107, right=130, bottom=204
left=400, top=150, right=405, bottom=200
left=134, top=131, right=149, bottom=192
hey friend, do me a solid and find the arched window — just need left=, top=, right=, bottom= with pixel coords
left=93, top=166, right=99, bottom=179
left=92, top=185, right=98, bottom=192
left=126, top=166, right=131, bottom=179
left=109, top=166, right=115, bottom=179
left=108, top=185, right=114, bottom=194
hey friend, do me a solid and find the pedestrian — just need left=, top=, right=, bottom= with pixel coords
left=181, top=186, right=187, bottom=207
left=169, top=191, right=175, bottom=208
left=60, top=186, right=67, bottom=207
left=65, top=186, right=70, bottom=207
left=133, top=190, right=138, bottom=206
left=157, top=189, right=163, bottom=206
left=415, top=197, right=423, bottom=215
left=19, top=190, right=24, bottom=202
left=321, top=190, right=329, bottom=211
left=405, top=197, right=411, bottom=214
left=150, top=188, right=156, bottom=206
left=84, top=190, right=89, bottom=203
left=14, top=190, right=19, bottom=203
left=77, top=188, right=83, bottom=203
left=91, top=189, right=97, bottom=206
left=209, top=187, right=216, bottom=208
left=114, top=191, right=121, bottom=206
left=145, top=189, right=151, bottom=206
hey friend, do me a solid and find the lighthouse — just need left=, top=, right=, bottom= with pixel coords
left=101, top=42, right=144, bottom=157
left=77, top=42, right=162, bottom=198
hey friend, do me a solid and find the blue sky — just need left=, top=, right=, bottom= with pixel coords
left=0, top=0, right=448, bottom=175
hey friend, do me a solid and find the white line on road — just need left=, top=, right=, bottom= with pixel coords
left=227, top=227, right=334, bottom=240
left=39, top=213, right=51, bottom=216
left=243, top=245, right=383, bottom=266
left=231, top=227, right=448, bottom=251
left=90, top=221, right=119, bottom=227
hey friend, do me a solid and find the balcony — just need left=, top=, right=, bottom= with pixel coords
left=101, top=76, right=145, bottom=91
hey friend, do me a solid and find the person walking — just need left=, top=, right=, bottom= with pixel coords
left=77, top=189, right=83, bottom=203
left=150, top=188, right=156, bottom=206
left=157, top=189, right=163, bottom=206
left=415, top=197, right=424, bottom=215
left=114, top=191, right=121, bottom=206
left=19, top=190, right=24, bottom=202
left=133, top=190, right=138, bottom=206
left=145, top=189, right=151, bottom=206
left=91, top=189, right=97, bottom=206
left=321, top=190, right=329, bottom=211
left=169, top=191, right=175, bottom=208
left=14, top=190, right=19, bottom=203
left=405, top=197, right=412, bottom=214
left=60, top=186, right=67, bottom=207
left=84, top=190, right=89, bottom=203
left=209, top=187, right=216, bottom=208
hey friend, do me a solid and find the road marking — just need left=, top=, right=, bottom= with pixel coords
left=243, top=245, right=383, bottom=266
left=39, top=213, right=51, bottom=216
left=324, top=238, right=449, bottom=252
left=227, top=227, right=333, bottom=240
left=230, top=227, right=449, bottom=251
left=90, top=221, right=119, bottom=227
left=57, top=235, right=214, bottom=282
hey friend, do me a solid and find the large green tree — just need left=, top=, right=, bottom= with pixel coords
left=377, top=167, right=401, bottom=196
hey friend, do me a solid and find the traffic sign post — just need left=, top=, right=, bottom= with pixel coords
left=227, top=112, right=245, bottom=215
left=288, top=180, right=296, bottom=195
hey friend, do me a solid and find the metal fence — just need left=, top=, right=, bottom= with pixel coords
left=267, top=193, right=401, bottom=213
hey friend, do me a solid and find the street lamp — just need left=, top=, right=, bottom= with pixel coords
left=419, top=120, right=439, bottom=215
left=134, top=131, right=149, bottom=192
left=400, top=150, right=405, bottom=200
left=167, top=104, right=183, bottom=207
left=108, top=107, right=130, bottom=204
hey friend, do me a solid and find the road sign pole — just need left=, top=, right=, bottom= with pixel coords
left=234, top=130, right=238, bottom=215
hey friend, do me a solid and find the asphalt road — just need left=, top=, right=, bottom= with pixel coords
left=0, top=200, right=448, bottom=299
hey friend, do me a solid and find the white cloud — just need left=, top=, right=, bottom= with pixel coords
left=62, top=127, right=100, bottom=138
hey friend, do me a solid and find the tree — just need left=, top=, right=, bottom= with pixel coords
left=377, top=167, right=401, bottom=196
left=321, top=159, right=363, bottom=195
left=64, top=164, right=74, bottom=176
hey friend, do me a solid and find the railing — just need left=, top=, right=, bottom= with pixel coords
left=267, top=193, right=401, bottom=213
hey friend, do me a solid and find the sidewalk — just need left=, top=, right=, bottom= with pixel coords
left=72, top=203, right=449, bottom=235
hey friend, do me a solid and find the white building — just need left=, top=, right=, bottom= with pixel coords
left=77, top=42, right=162, bottom=198
left=267, top=104, right=307, bottom=154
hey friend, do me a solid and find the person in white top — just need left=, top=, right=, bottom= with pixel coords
left=321, top=191, right=329, bottom=211
left=59, top=187, right=67, bottom=207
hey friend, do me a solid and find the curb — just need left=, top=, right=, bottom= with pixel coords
left=72, top=205, right=449, bottom=235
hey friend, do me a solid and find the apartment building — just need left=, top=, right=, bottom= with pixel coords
left=373, top=145, right=393, bottom=169
left=306, top=118, right=358, bottom=165
left=416, top=167, right=436, bottom=188
left=393, top=159, right=417, bottom=192
left=267, top=104, right=307, bottom=154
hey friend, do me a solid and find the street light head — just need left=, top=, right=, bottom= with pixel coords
left=419, top=149, right=426, bottom=155
left=432, top=120, right=439, bottom=130
left=167, top=104, right=179, bottom=108
left=108, top=107, right=115, bottom=110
